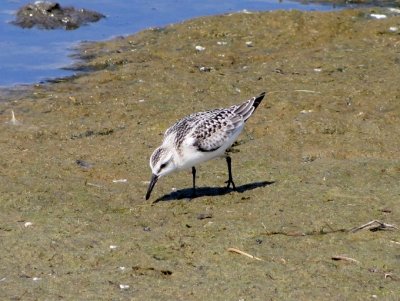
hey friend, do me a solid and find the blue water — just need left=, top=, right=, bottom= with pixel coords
left=0, top=0, right=339, bottom=87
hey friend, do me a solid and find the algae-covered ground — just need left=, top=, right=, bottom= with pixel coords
left=1, top=7, right=400, bottom=300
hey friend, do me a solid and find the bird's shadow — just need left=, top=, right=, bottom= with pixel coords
left=152, top=180, right=275, bottom=203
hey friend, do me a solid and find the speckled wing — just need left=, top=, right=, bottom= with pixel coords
left=165, top=92, right=265, bottom=153
left=191, top=109, right=244, bottom=152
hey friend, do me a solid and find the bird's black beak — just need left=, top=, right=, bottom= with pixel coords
left=145, top=174, right=159, bottom=200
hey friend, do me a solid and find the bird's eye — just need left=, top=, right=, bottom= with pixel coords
left=160, top=163, right=167, bottom=169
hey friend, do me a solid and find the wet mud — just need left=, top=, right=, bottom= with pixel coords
left=1, top=7, right=400, bottom=300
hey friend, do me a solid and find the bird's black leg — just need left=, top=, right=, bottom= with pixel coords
left=191, top=166, right=197, bottom=197
left=225, top=156, right=237, bottom=190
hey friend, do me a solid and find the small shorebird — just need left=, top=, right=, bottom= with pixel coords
left=145, top=92, right=266, bottom=200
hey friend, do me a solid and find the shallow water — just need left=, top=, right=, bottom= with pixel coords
left=0, top=0, right=340, bottom=87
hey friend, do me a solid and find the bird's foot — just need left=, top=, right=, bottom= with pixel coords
left=225, top=179, right=237, bottom=191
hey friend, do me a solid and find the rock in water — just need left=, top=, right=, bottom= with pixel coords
left=11, top=1, right=105, bottom=30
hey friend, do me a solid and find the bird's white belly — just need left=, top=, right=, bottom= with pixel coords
left=175, top=126, right=243, bottom=171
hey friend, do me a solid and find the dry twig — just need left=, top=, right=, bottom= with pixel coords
left=294, top=89, right=320, bottom=93
left=227, top=248, right=263, bottom=261
left=331, top=255, right=360, bottom=264
left=350, top=220, right=398, bottom=233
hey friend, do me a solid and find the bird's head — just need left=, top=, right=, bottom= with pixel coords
left=145, top=146, right=176, bottom=200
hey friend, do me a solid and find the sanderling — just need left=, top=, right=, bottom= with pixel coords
left=145, top=92, right=266, bottom=200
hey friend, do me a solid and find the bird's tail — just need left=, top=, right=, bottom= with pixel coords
left=234, top=92, right=266, bottom=122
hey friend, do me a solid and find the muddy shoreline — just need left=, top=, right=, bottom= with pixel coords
left=1, top=7, right=399, bottom=300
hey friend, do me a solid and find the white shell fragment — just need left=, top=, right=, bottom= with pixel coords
left=5, top=110, right=22, bottom=125
left=195, top=45, right=205, bottom=51
left=32, top=277, right=42, bottom=281
left=119, top=284, right=130, bottom=290
left=388, top=8, right=400, bottom=14
left=370, top=14, right=387, bottom=19
left=199, top=66, right=213, bottom=72
left=24, top=222, right=33, bottom=227
left=109, top=245, right=118, bottom=250
left=112, top=179, right=128, bottom=183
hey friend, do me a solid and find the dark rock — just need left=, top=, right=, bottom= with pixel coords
left=11, top=1, right=105, bottom=30
left=196, top=213, right=213, bottom=220
left=75, top=159, right=93, bottom=169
